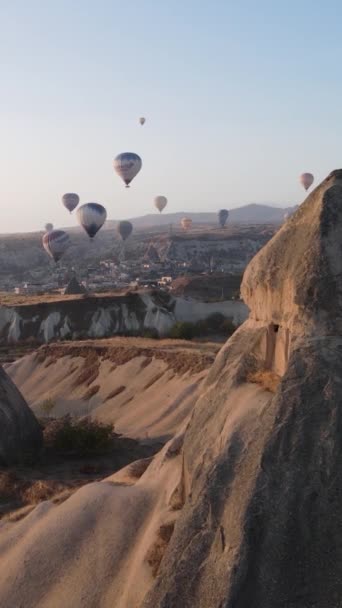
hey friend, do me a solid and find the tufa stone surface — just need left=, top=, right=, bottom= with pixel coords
left=142, top=170, right=342, bottom=608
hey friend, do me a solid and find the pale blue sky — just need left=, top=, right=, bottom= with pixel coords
left=1, top=0, right=342, bottom=232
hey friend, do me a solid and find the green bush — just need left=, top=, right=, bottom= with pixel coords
left=169, top=321, right=198, bottom=340
left=142, top=328, right=160, bottom=339
left=204, top=312, right=226, bottom=331
left=168, top=315, right=237, bottom=340
left=45, top=416, right=114, bottom=456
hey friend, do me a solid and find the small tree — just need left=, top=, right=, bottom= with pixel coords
left=169, top=322, right=197, bottom=340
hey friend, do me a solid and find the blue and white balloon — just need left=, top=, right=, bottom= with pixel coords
left=76, top=203, right=107, bottom=238
left=62, top=193, right=79, bottom=213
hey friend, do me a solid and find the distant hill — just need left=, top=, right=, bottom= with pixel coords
left=104, top=203, right=294, bottom=231
left=0, top=203, right=293, bottom=238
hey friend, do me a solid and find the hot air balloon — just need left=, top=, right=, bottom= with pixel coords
left=154, top=196, right=167, bottom=213
left=113, top=153, right=142, bottom=188
left=218, top=209, right=229, bottom=228
left=139, top=117, right=146, bottom=126
left=45, top=223, right=53, bottom=232
left=299, top=173, right=314, bottom=191
left=117, top=220, right=133, bottom=241
left=76, top=203, right=107, bottom=238
left=181, top=217, right=192, bottom=231
left=62, top=193, right=79, bottom=213
left=42, top=230, right=70, bottom=263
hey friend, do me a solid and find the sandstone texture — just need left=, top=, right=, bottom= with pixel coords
left=0, top=366, right=42, bottom=465
left=1, top=172, right=341, bottom=607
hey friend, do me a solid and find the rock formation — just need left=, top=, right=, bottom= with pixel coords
left=0, top=292, right=247, bottom=343
left=0, top=366, right=42, bottom=465
left=144, top=243, right=161, bottom=264
left=142, top=169, right=342, bottom=607
left=1, top=171, right=341, bottom=607
left=64, top=276, right=87, bottom=295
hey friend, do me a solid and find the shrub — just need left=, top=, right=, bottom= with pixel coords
left=44, top=416, right=114, bottom=456
left=247, top=370, right=280, bottom=393
left=204, top=312, right=226, bottom=331
left=169, top=321, right=198, bottom=340
left=221, top=318, right=236, bottom=337
left=168, top=316, right=237, bottom=340
left=142, top=328, right=160, bottom=339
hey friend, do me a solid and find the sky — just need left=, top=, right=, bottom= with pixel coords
left=1, top=0, right=342, bottom=233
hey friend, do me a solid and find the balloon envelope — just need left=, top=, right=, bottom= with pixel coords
left=45, top=223, right=53, bottom=232
left=62, top=193, right=80, bottom=213
left=154, top=196, right=167, bottom=213
left=139, top=117, right=146, bottom=125
left=43, top=230, right=70, bottom=263
left=218, top=209, right=229, bottom=228
left=299, top=173, right=314, bottom=191
left=117, top=220, right=133, bottom=241
left=113, top=153, right=142, bottom=187
left=181, top=217, right=192, bottom=231
left=77, top=203, right=107, bottom=238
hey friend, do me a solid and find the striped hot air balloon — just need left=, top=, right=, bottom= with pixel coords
left=62, top=193, right=80, bottom=213
left=113, top=153, right=142, bottom=188
left=76, top=203, right=107, bottom=238
left=42, top=230, right=70, bottom=262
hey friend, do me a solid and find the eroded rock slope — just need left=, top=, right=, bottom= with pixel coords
left=1, top=171, right=342, bottom=607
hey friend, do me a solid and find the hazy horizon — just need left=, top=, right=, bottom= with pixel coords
left=2, top=1, right=342, bottom=232
left=0, top=202, right=294, bottom=236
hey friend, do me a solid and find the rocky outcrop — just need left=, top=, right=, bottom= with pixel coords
left=64, top=277, right=87, bottom=295
left=1, top=174, right=339, bottom=607
left=144, top=243, right=161, bottom=263
left=141, top=170, right=342, bottom=607
left=0, top=291, right=248, bottom=344
left=0, top=366, right=42, bottom=465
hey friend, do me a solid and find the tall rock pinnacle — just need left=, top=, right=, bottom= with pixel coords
left=143, top=170, right=342, bottom=608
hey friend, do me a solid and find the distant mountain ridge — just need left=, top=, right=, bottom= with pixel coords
left=104, top=203, right=294, bottom=231
left=0, top=203, right=294, bottom=237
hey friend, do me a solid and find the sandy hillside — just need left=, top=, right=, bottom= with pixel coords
left=0, top=381, right=271, bottom=608
left=7, top=337, right=219, bottom=442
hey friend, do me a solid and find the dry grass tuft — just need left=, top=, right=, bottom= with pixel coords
left=3, top=504, right=36, bottom=523
left=146, top=522, right=175, bottom=577
left=22, top=480, right=66, bottom=504
left=247, top=370, right=280, bottom=393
